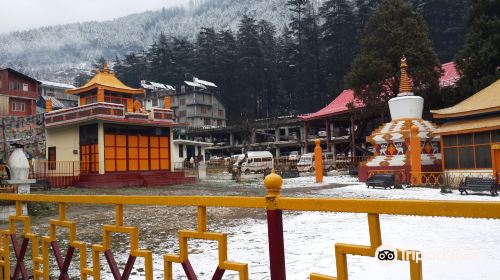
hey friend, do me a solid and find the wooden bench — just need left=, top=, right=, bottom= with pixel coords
left=366, top=174, right=395, bottom=189
left=459, top=177, right=498, bottom=196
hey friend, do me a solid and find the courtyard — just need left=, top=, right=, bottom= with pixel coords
left=4, top=175, right=500, bottom=279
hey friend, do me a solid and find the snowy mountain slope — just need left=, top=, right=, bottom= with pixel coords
left=0, top=0, right=290, bottom=82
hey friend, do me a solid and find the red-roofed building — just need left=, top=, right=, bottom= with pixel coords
left=0, top=68, right=40, bottom=116
left=298, top=62, right=459, bottom=154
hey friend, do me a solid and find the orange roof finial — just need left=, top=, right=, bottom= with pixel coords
left=399, top=55, right=413, bottom=95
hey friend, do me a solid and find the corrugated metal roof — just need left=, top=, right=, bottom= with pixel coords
left=42, top=96, right=65, bottom=108
left=40, top=80, right=76, bottom=89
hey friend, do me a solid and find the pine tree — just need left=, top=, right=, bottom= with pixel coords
left=195, top=27, right=218, bottom=82
left=347, top=0, right=441, bottom=115
left=257, top=20, right=279, bottom=117
left=236, top=15, right=262, bottom=119
left=214, top=30, right=238, bottom=120
left=414, top=0, right=468, bottom=62
left=301, top=4, right=325, bottom=110
left=455, top=0, right=500, bottom=97
left=320, top=0, right=357, bottom=99
left=73, top=56, right=108, bottom=86
left=170, top=37, right=195, bottom=85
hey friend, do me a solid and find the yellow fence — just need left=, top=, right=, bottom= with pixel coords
left=0, top=172, right=499, bottom=280
left=410, top=171, right=496, bottom=188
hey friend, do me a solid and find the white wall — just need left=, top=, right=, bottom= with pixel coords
left=45, top=126, right=80, bottom=162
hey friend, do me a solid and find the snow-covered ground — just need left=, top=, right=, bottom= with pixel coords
left=162, top=177, right=500, bottom=280
left=43, top=175, right=499, bottom=279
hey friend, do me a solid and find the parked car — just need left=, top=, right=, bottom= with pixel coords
left=233, top=151, right=274, bottom=174
left=297, top=153, right=314, bottom=172
left=288, top=151, right=300, bottom=161
left=297, top=152, right=336, bottom=172
left=318, top=130, right=327, bottom=137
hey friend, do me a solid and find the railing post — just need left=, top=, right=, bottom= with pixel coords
left=264, top=170, right=286, bottom=280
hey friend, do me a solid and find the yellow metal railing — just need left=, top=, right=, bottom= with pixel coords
left=410, top=171, right=496, bottom=188
left=0, top=172, right=499, bottom=279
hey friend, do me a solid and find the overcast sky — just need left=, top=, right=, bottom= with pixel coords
left=0, top=0, right=186, bottom=34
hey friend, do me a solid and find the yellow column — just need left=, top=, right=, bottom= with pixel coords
left=410, top=125, right=421, bottom=185
left=98, top=122, right=105, bottom=174
left=314, top=139, right=323, bottom=183
left=97, top=87, right=105, bottom=103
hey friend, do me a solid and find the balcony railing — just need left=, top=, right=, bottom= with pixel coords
left=45, top=103, right=174, bottom=127
left=0, top=173, right=499, bottom=280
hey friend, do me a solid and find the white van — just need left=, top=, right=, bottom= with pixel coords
left=297, top=153, right=314, bottom=172
left=233, top=151, right=274, bottom=174
left=297, top=152, right=335, bottom=172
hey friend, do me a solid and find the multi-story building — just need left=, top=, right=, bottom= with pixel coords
left=0, top=68, right=40, bottom=116
left=169, top=78, right=226, bottom=128
left=140, top=80, right=175, bottom=110
left=38, top=81, right=78, bottom=109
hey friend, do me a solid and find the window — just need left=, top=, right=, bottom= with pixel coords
left=48, top=147, right=56, bottom=170
left=180, top=98, right=186, bottom=105
left=442, top=130, right=498, bottom=169
left=22, top=83, right=29, bottom=92
left=86, top=96, right=97, bottom=104
left=218, top=109, right=224, bottom=116
left=179, top=144, right=184, bottom=158
left=12, top=101, right=25, bottom=112
left=201, top=107, right=207, bottom=114
left=204, top=118, right=211, bottom=125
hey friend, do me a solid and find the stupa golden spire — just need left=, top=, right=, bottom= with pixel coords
left=399, top=55, right=412, bottom=95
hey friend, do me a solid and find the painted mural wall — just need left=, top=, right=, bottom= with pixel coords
left=0, top=113, right=45, bottom=162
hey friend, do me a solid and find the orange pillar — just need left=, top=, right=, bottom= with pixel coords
left=126, top=99, right=133, bottom=112
left=46, top=98, right=52, bottom=113
left=164, top=96, right=171, bottom=109
left=97, top=87, right=105, bottom=103
left=314, top=139, right=323, bottom=183
left=410, top=125, right=422, bottom=185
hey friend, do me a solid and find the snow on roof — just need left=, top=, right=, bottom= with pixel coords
left=193, top=77, right=217, bottom=88
left=300, top=61, right=460, bottom=121
left=40, top=80, right=76, bottom=89
left=184, top=81, right=207, bottom=89
left=141, top=80, right=175, bottom=91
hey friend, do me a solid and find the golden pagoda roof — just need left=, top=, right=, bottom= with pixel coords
left=66, top=64, right=144, bottom=95
left=431, top=79, right=500, bottom=118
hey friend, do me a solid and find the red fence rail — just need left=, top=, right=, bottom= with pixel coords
left=30, top=160, right=80, bottom=188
